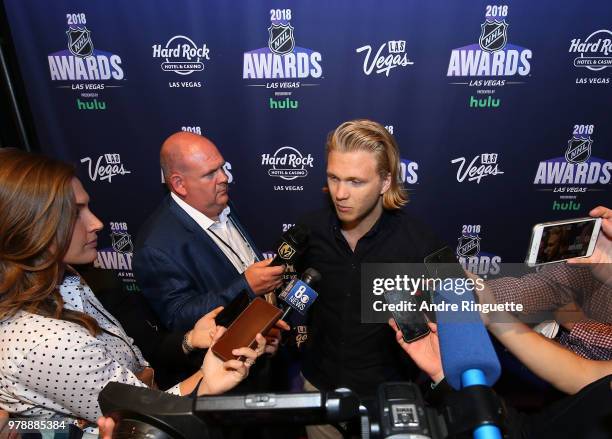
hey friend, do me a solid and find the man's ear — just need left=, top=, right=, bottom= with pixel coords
left=381, top=172, right=392, bottom=194
left=169, top=173, right=187, bottom=197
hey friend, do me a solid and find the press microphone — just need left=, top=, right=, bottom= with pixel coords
left=278, top=268, right=321, bottom=320
left=433, top=282, right=502, bottom=439
left=433, top=285, right=501, bottom=389
left=212, top=269, right=320, bottom=361
left=269, top=224, right=309, bottom=267
left=217, top=226, right=310, bottom=327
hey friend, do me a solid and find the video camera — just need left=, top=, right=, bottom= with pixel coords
left=99, top=380, right=503, bottom=439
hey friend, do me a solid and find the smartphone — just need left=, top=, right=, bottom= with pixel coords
left=423, top=246, right=466, bottom=279
left=526, top=217, right=602, bottom=267
left=383, top=290, right=430, bottom=343
left=212, top=298, right=282, bottom=361
left=215, top=290, right=251, bottom=328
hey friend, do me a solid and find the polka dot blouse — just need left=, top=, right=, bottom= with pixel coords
left=0, top=275, right=181, bottom=423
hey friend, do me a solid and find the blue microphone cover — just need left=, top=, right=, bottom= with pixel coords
left=433, top=283, right=501, bottom=390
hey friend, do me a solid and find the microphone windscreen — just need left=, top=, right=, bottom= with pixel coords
left=271, top=225, right=310, bottom=266
left=302, top=267, right=322, bottom=285
left=433, top=284, right=501, bottom=390
left=287, top=224, right=309, bottom=247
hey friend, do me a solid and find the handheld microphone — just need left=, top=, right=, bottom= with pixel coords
left=433, top=283, right=502, bottom=439
left=433, top=284, right=501, bottom=389
left=278, top=268, right=321, bottom=320
left=269, top=225, right=309, bottom=267
left=213, top=269, right=320, bottom=361
left=217, top=226, right=309, bottom=327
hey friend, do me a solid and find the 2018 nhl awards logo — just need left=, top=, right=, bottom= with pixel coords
left=49, top=13, right=124, bottom=81
left=455, top=225, right=501, bottom=276
left=95, top=237, right=133, bottom=270
left=399, top=158, right=419, bottom=185
left=533, top=125, right=611, bottom=197
left=111, top=231, right=133, bottom=254
left=565, top=137, right=592, bottom=164
left=479, top=20, right=508, bottom=53
left=243, top=11, right=323, bottom=80
left=48, top=13, right=124, bottom=107
left=243, top=9, right=323, bottom=107
left=268, top=23, right=294, bottom=55
left=447, top=5, right=531, bottom=106
left=95, top=221, right=139, bottom=291
left=457, top=235, right=481, bottom=257
left=67, top=27, right=93, bottom=57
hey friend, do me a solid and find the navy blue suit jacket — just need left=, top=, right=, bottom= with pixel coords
left=133, top=195, right=261, bottom=332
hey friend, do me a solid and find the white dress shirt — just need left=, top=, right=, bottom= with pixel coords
left=0, top=275, right=181, bottom=424
left=170, top=192, right=258, bottom=272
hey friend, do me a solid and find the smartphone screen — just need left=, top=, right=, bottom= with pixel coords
left=216, top=290, right=250, bottom=328
left=383, top=290, right=430, bottom=343
left=534, top=218, right=600, bottom=265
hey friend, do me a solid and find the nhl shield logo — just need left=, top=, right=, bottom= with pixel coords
left=67, top=27, right=94, bottom=58
left=479, top=20, right=508, bottom=53
left=277, top=242, right=296, bottom=260
left=457, top=235, right=481, bottom=257
left=268, top=23, right=295, bottom=55
left=565, top=137, right=592, bottom=164
left=111, top=232, right=133, bottom=254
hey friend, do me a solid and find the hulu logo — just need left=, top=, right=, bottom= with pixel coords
left=77, top=99, right=107, bottom=110
left=269, top=97, right=298, bottom=109
left=124, top=283, right=140, bottom=293
left=552, top=200, right=581, bottom=211
left=469, top=95, right=500, bottom=108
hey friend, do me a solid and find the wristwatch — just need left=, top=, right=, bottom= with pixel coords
left=182, top=331, right=195, bottom=354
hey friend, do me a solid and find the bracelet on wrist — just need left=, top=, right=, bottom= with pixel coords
left=182, top=331, right=195, bottom=354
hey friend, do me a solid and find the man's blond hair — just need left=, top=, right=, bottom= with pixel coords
left=326, top=119, right=407, bottom=209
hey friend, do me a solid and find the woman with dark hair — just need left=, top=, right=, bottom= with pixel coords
left=0, top=148, right=265, bottom=428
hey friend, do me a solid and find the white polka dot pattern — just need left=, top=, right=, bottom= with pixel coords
left=0, top=275, right=181, bottom=424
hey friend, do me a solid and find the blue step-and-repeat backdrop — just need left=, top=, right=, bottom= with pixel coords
left=4, top=0, right=611, bottom=292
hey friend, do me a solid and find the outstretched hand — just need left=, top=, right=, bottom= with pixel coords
left=567, top=205, right=612, bottom=285
left=189, top=306, right=224, bottom=349
left=389, top=318, right=444, bottom=383
left=200, top=327, right=266, bottom=395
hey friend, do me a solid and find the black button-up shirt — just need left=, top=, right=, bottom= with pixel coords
left=296, top=205, right=442, bottom=396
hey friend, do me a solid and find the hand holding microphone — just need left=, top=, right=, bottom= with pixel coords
left=212, top=227, right=314, bottom=360
left=244, top=258, right=285, bottom=295
left=243, top=224, right=310, bottom=295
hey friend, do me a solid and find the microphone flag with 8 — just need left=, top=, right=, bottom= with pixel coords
left=278, top=268, right=321, bottom=320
